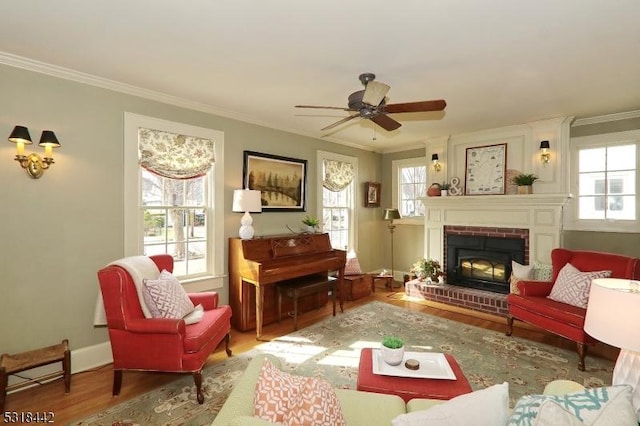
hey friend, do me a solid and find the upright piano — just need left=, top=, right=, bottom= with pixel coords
left=228, top=233, right=346, bottom=339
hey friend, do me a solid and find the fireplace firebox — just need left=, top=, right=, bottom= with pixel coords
left=446, top=234, right=525, bottom=294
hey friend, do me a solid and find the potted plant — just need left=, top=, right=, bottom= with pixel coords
left=410, top=258, right=443, bottom=283
left=440, top=182, right=451, bottom=197
left=512, top=173, right=539, bottom=194
left=302, top=215, right=320, bottom=233
left=381, top=336, right=405, bottom=365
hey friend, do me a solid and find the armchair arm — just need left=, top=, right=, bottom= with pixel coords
left=517, top=280, right=554, bottom=297
left=189, top=292, right=219, bottom=310
left=124, top=318, right=186, bottom=335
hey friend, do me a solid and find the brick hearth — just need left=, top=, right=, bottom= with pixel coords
left=405, top=280, right=508, bottom=316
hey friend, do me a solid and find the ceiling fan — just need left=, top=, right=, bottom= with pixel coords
left=295, top=73, right=446, bottom=132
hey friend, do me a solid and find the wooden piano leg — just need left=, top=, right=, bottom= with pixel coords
left=338, top=267, right=345, bottom=313
left=255, top=285, right=264, bottom=340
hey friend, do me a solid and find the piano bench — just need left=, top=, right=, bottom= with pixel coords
left=277, top=275, right=337, bottom=331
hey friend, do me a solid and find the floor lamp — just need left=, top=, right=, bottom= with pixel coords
left=383, top=208, right=401, bottom=282
left=584, top=278, right=640, bottom=422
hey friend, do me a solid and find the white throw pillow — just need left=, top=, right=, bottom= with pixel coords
left=392, top=382, right=509, bottom=426
left=142, top=269, right=195, bottom=320
left=509, top=385, right=635, bottom=426
left=547, top=263, right=611, bottom=308
left=512, top=261, right=534, bottom=279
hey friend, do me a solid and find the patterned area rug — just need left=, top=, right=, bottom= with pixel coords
left=71, top=301, right=614, bottom=425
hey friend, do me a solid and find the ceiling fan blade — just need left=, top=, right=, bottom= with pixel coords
left=321, top=114, right=360, bottom=131
left=362, top=81, right=390, bottom=106
left=295, top=105, right=352, bottom=111
left=385, top=99, right=447, bottom=113
left=371, top=114, right=401, bottom=131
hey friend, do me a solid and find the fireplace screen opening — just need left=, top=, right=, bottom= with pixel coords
left=460, top=258, right=507, bottom=283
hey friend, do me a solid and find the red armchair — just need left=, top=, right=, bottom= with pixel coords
left=97, top=254, right=232, bottom=404
left=507, top=248, right=640, bottom=370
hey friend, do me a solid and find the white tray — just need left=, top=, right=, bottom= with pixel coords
left=372, top=349, right=456, bottom=380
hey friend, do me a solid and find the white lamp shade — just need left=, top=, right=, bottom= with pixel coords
left=584, top=278, right=640, bottom=352
left=232, top=189, right=262, bottom=213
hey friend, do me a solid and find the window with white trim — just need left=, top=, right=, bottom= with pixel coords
left=124, top=113, right=225, bottom=289
left=392, top=158, right=427, bottom=218
left=317, top=151, right=357, bottom=250
left=570, top=130, right=639, bottom=232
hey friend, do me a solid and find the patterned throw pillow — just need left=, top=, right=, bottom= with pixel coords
left=345, top=250, right=363, bottom=275
left=547, top=263, right=611, bottom=308
left=142, top=269, right=195, bottom=319
left=508, top=385, right=635, bottom=426
left=283, top=377, right=346, bottom=426
left=533, top=261, right=553, bottom=281
left=254, top=358, right=307, bottom=423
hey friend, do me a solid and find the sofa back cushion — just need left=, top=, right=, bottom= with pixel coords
left=551, top=248, right=640, bottom=282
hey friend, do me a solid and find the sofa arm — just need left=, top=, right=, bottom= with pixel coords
left=125, top=317, right=185, bottom=335
left=517, top=280, right=554, bottom=297
left=542, top=380, right=585, bottom=395
left=188, top=291, right=219, bottom=310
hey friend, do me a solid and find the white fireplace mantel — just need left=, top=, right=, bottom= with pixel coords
left=422, top=193, right=573, bottom=264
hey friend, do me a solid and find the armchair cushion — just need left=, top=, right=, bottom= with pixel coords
left=547, top=263, right=610, bottom=309
left=142, top=269, right=195, bottom=319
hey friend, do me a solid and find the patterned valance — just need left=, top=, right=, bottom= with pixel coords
left=138, top=128, right=215, bottom=179
left=323, top=159, right=355, bottom=192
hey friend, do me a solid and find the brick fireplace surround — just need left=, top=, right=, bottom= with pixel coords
left=406, top=194, right=571, bottom=317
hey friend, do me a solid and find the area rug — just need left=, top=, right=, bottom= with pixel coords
left=71, top=301, right=614, bottom=425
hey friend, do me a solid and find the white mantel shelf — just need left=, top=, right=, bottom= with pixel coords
left=422, top=193, right=573, bottom=264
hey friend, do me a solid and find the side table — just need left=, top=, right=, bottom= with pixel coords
left=371, top=274, right=396, bottom=291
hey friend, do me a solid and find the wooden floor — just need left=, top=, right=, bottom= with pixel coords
left=3, top=289, right=618, bottom=424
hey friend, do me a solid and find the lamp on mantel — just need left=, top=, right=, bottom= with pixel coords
left=232, top=189, right=262, bottom=239
left=584, top=278, right=640, bottom=421
left=383, top=208, right=401, bottom=283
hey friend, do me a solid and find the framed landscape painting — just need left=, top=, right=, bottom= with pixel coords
left=242, top=150, right=307, bottom=212
left=464, top=143, right=507, bottom=195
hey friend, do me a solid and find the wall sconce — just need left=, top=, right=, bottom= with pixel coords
left=431, top=153, right=442, bottom=172
left=540, top=140, right=551, bottom=164
left=8, top=126, right=61, bottom=179
left=232, top=189, right=262, bottom=240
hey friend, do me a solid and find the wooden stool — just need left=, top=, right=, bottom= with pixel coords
left=1, top=339, right=71, bottom=412
left=278, top=276, right=337, bottom=330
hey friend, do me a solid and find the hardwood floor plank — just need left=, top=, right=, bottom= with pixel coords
left=2, top=291, right=618, bottom=424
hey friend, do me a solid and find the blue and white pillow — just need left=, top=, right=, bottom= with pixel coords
left=508, top=385, right=635, bottom=426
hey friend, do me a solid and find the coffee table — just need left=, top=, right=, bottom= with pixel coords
left=357, top=348, right=472, bottom=402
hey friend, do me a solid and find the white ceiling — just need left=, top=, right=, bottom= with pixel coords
left=1, top=1, right=639, bottom=152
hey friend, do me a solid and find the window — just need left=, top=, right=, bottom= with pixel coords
left=317, top=151, right=357, bottom=250
left=392, top=158, right=427, bottom=219
left=124, top=113, right=225, bottom=290
left=570, top=130, right=639, bottom=232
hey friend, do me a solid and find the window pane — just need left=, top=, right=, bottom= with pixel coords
left=579, top=148, right=605, bottom=172
left=608, top=195, right=635, bottom=219
left=579, top=196, right=605, bottom=219
left=607, top=145, right=635, bottom=171
left=399, top=164, right=426, bottom=218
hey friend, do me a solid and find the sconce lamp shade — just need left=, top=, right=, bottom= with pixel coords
left=232, top=189, right=262, bottom=213
left=584, top=278, right=640, bottom=353
left=383, top=208, right=401, bottom=221
left=38, top=131, right=61, bottom=148
left=539, top=140, right=550, bottom=150
left=8, top=125, right=33, bottom=145
left=431, top=153, right=439, bottom=162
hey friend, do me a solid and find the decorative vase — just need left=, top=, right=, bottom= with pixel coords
left=306, top=225, right=315, bottom=233
left=441, top=190, right=448, bottom=197
left=381, top=345, right=405, bottom=366
left=427, top=183, right=441, bottom=197
left=517, top=185, right=533, bottom=195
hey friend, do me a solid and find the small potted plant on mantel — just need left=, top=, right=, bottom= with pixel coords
left=440, top=182, right=451, bottom=197
left=381, top=336, right=405, bottom=366
left=512, top=173, right=539, bottom=194
left=302, top=215, right=320, bottom=233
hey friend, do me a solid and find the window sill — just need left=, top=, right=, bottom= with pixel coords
left=182, top=274, right=225, bottom=292
left=564, top=220, right=640, bottom=233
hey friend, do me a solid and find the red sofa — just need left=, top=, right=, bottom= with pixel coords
left=506, top=248, right=640, bottom=371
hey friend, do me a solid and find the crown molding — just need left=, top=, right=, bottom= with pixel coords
left=573, top=110, right=640, bottom=127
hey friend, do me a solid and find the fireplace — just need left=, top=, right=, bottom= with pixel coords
left=446, top=233, right=526, bottom=294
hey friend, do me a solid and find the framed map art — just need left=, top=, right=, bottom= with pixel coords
left=464, top=143, right=507, bottom=195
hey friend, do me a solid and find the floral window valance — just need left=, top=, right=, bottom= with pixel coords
left=138, top=128, right=215, bottom=179
left=323, top=159, right=355, bottom=192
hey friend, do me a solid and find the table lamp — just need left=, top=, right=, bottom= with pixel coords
left=584, top=278, right=640, bottom=421
left=232, top=189, right=262, bottom=239
left=383, top=208, right=401, bottom=282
